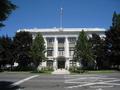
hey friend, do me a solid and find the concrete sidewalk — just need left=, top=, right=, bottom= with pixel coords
left=52, top=69, right=70, bottom=74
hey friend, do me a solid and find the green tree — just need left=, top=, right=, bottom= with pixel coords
left=0, top=35, right=13, bottom=70
left=13, top=31, right=32, bottom=70
left=30, top=33, right=46, bottom=69
left=0, top=0, right=16, bottom=27
left=112, top=12, right=120, bottom=29
left=105, top=12, right=120, bottom=70
left=73, top=30, right=95, bottom=70
left=89, top=33, right=108, bottom=70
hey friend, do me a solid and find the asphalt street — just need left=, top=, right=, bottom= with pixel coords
left=0, top=72, right=120, bottom=90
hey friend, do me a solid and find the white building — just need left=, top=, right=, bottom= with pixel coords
left=18, top=28, right=105, bottom=70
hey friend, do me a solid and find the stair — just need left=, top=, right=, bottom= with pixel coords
left=52, top=69, right=70, bottom=74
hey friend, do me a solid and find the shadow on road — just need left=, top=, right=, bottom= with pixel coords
left=0, top=81, right=22, bottom=90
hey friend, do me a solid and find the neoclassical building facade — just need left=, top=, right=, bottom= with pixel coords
left=18, top=28, right=105, bottom=70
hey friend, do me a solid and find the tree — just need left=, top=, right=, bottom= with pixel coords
left=0, top=0, right=16, bottom=27
left=73, top=30, right=95, bottom=70
left=13, top=31, right=32, bottom=70
left=112, top=12, right=120, bottom=29
left=89, top=33, right=107, bottom=70
left=0, top=35, right=13, bottom=70
left=30, top=33, right=46, bottom=69
left=105, top=12, right=120, bottom=70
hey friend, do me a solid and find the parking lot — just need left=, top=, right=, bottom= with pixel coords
left=0, top=72, right=120, bottom=90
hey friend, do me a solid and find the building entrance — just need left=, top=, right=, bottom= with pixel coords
left=57, top=56, right=66, bottom=69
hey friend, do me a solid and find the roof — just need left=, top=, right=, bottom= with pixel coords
left=17, top=28, right=106, bottom=33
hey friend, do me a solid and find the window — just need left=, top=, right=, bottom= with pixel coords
left=47, top=47, right=53, bottom=56
left=47, top=38, right=54, bottom=44
left=69, top=50, right=74, bottom=56
left=69, top=47, right=74, bottom=56
left=58, top=38, right=64, bottom=43
left=68, top=37, right=76, bottom=44
left=47, top=60, right=53, bottom=68
left=58, top=47, right=64, bottom=56
left=70, top=60, right=76, bottom=67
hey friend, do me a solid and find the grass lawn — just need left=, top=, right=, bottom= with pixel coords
left=31, top=70, right=53, bottom=74
left=1, top=70, right=119, bottom=75
left=70, top=70, right=119, bottom=74
left=87, top=70, right=118, bottom=74
left=0, top=70, right=53, bottom=75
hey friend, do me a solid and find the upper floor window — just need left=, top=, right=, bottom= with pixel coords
left=47, top=47, right=53, bottom=56
left=69, top=47, right=74, bottom=56
left=46, top=37, right=54, bottom=44
left=68, top=37, right=76, bottom=44
left=58, top=38, right=65, bottom=44
left=58, top=47, right=64, bottom=56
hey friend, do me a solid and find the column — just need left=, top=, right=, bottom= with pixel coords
left=53, top=59, right=57, bottom=70
left=44, top=37, right=47, bottom=57
left=42, top=37, right=47, bottom=67
left=54, top=37, right=58, bottom=58
left=65, top=37, right=70, bottom=70
left=65, top=37, right=69, bottom=57
left=53, top=37, right=58, bottom=70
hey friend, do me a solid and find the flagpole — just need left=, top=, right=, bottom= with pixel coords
left=60, top=7, right=63, bottom=30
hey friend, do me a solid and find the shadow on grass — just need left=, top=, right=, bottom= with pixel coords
left=0, top=81, right=23, bottom=90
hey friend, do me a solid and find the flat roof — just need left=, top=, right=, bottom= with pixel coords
left=17, top=28, right=106, bottom=33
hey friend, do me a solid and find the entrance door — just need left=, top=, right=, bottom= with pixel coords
left=57, top=56, right=66, bottom=69
left=58, top=60, right=65, bottom=69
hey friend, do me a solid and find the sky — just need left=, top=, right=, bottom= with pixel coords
left=0, top=0, right=120, bottom=37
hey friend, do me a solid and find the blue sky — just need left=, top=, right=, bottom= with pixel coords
left=0, top=0, right=120, bottom=37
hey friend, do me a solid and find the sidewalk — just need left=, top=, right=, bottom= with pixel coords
left=52, top=69, right=70, bottom=74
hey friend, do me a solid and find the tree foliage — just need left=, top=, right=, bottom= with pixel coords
left=30, top=33, right=46, bottom=69
left=0, top=35, right=13, bottom=70
left=0, top=0, right=16, bottom=27
left=13, top=31, right=32, bottom=70
left=89, top=33, right=107, bottom=69
left=73, top=30, right=95, bottom=70
left=105, top=12, right=120, bottom=70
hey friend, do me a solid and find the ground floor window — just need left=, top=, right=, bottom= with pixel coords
left=47, top=60, right=53, bottom=68
left=70, top=60, right=76, bottom=67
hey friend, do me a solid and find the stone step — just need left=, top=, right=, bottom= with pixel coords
left=52, top=69, right=70, bottom=74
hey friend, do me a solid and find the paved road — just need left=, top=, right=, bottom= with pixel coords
left=0, top=72, right=120, bottom=90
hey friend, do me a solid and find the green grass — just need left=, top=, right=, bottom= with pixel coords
left=70, top=70, right=118, bottom=74
left=87, top=70, right=118, bottom=74
left=31, top=70, right=52, bottom=74
left=0, top=70, right=52, bottom=75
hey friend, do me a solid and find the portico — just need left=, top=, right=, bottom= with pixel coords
left=52, top=36, right=71, bottom=70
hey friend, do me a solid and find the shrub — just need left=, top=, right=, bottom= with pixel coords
left=69, top=66, right=85, bottom=73
left=34, top=66, right=54, bottom=73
